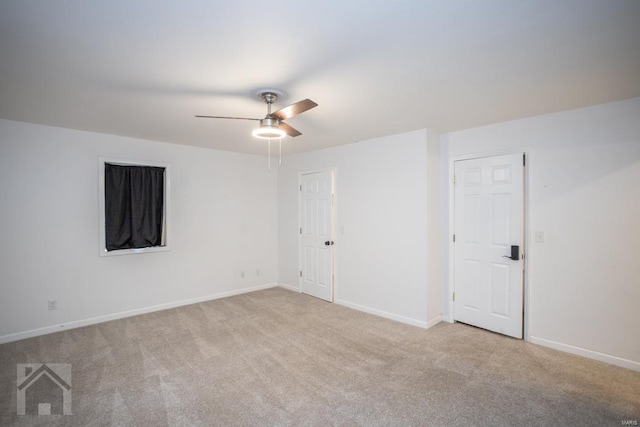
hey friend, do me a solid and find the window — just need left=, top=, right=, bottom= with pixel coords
left=99, top=158, right=170, bottom=256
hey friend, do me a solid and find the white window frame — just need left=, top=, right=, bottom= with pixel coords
left=98, top=157, right=171, bottom=257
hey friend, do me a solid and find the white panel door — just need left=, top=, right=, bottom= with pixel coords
left=299, top=170, right=334, bottom=302
left=454, top=153, right=524, bottom=338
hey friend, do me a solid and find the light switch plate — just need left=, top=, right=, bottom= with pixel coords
left=535, top=231, right=545, bottom=242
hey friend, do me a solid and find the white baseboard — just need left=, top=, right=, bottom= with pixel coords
left=0, top=283, right=279, bottom=345
left=425, top=315, right=442, bottom=329
left=335, top=299, right=437, bottom=329
left=530, top=336, right=640, bottom=372
left=278, top=283, right=300, bottom=293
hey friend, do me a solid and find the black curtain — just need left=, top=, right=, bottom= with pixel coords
left=105, top=164, right=165, bottom=251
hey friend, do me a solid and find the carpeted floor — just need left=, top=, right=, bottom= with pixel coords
left=1, top=287, right=639, bottom=426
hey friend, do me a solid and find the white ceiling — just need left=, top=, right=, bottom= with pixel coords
left=1, top=0, right=639, bottom=156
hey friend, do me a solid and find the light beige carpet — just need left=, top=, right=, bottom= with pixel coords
left=1, top=287, right=639, bottom=426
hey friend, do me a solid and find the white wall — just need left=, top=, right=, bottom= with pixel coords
left=278, top=129, right=442, bottom=327
left=426, top=130, right=443, bottom=326
left=443, top=98, right=640, bottom=370
left=0, top=119, right=278, bottom=342
left=5, top=97, right=637, bottom=371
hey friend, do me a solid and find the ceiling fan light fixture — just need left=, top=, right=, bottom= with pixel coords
left=252, top=118, right=286, bottom=140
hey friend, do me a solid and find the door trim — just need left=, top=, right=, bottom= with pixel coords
left=298, top=167, right=337, bottom=302
left=446, top=150, right=529, bottom=341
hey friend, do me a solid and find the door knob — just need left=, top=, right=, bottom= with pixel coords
left=324, top=241, right=335, bottom=246
left=502, top=245, right=520, bottom=260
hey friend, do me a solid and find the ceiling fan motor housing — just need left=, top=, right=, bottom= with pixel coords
left=253, top=117, right=285, bottom=139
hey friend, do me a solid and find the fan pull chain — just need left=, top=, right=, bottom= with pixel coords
left=266, top=138, right=283, bottom=171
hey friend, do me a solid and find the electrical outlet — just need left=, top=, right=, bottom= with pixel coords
left=48, top=300, right=57, bottom=311
left=535, top=230, right=545, bottom=242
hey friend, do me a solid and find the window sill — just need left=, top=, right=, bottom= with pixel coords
left=99, top=245, right=170, bottom=257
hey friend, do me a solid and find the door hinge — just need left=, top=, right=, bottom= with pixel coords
left=452, top=174, right=456, bottom=184
left=300, top=227, right=302, bottom=234
left=299, top=184, right=302, bottom=191
left=453, top=292, right=455, bottom=302
left=300, top=271, right=302, bottom=277
left=453, top=234, right=456, bottom=243
left=523, top=154, right=526, bottom=166
left=331, top=193, right=334, bottom=207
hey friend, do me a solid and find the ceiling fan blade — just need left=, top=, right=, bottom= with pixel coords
left=278, top=122, right=302, bottom=137
left=195, top=115, right=260, bottom=121
left=272, top=99, right=318, bottom=120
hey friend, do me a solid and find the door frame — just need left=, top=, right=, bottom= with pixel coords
left=298, top=167, right=337, bottom=302
left=446, top=150, right=530, bottom=341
